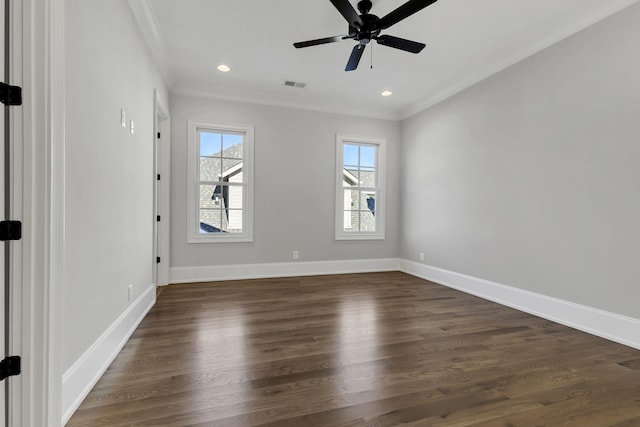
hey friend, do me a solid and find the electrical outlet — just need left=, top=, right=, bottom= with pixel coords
left=419, top=252, right=425, bottom=262
left=128, top=284, right=133, bottom=302
left=121, top=109, right=126, bottom=128
left=292, top=250, right=299, bottom=260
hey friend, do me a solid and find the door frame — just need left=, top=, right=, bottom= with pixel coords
left=1, top=0, right=6, bottom=422
left=13, top=0, right=65, bottom=425
left=153, top=89, right=170, bottom=287
left=3, top=0, right=22, bottom=424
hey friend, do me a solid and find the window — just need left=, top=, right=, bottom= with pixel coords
left=335, top=134, right=385, bottom=240
left=187, top=120, right=254, bottom=243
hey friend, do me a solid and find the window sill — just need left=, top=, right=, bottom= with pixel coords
left=335, top=233, right=385, bottom=241
left=188, top=234, right=253, bottom=244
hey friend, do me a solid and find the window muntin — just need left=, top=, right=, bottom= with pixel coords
left=336, top=134, right=385, bottom=240
left=188, top=121, right=254, bottom=243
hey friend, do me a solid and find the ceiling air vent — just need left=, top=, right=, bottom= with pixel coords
left=283, top=80, right=306, bottom=89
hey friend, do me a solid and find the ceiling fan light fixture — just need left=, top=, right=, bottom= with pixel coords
left=381, top=90, right=393, bottom=97
left=217, top=64, right=231, bottom=73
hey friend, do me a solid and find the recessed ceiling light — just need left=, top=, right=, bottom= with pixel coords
left=381, top=90, right=393, bottom=97
left=217, top=64, right=230, bottom=73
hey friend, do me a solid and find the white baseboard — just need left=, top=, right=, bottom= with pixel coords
left=170, top=258, right=401, bottom=284
left=400, top=260, right=640, bottom=350
left=62, top=284, right=156, bottom=425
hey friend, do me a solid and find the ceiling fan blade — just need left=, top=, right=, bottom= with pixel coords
left=294, top=36, right=347, bottom=49
left=375, top=35, right=425, bottom=53
left=376, top=0, right=437, bottom=30
left=345, top=44, right=365, bottom=71
left=330, top=0, right=364, bottom=29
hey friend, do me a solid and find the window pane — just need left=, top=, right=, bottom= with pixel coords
left=360, top=191, right=376, bottom=215
left=200, top=209, right=223, bottom=233
left=200, top=157, right=222, bottom=182
left=343, top=144, right=359, bottom=168
left=343, top=211, right=360, bottom=232
left=346, top=211, right=360, bottom=232
left=200, top=132, right=221, bottom=156
left=343, top=168, right=359, bottom=187
left=359, top=169, right=376, bottom=187
left=226, top=185, right=244, bottom=210
left=343, top=189, right=358, bottom=210
left=222, top=209, right=243, bottom=233
left=360, top=145, right=376, bottom=168
left=200, top=184, right=218, bottom=209
left=220, top=158, right=244, bottom=184
left=343, top=209, right=354, bottom=229
left=360, top=211, right=376, bottom=232
left=222, top=134, right=243, bottom=158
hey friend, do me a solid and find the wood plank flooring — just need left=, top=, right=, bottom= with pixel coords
left=67, top=272, right=640, bottom=426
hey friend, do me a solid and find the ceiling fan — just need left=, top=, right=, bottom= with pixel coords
left=293, top=0, right=438, bottom=71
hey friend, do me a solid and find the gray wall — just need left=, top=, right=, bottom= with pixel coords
left=64, top=0, right=168, bottom=371
left=401, top=3, right=640, bottom=318
left=170, top=95, right=401, bottom=267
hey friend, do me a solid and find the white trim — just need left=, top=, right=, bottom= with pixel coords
left=61, top=284, right=156, bottom=425
left=401, top=260, right=640, bottom=351
left=400, top=0, right=640, bottom=119
left=16, top=0, right=65, bottom=425
left=154, top=90, right=171, bottom=287
left=186, top=120, right=254, bottom=243
left=127, top=0, right=173, bottom=85
left=6, top=1, right=25, bottom=424
left=47, top=0, right=66, bottom=423
left=335, top=134, right=386, bottom=241
left=170, top=258, right=401, bottom=284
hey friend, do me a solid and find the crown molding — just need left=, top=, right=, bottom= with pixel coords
left=127, top=0, right=174, bottom=85
left=172, top=82, right=403, bottom=122
left=400, top=0, right=640, bottom=120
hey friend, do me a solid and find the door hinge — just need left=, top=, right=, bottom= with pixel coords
left=0, top=82, right=23, bottom=106
left=157, top=174, right=160, bottom=181
left=156, top=257, right=161, bottom=263
left=157, top=215, right=160, bottom=222
left=0, top=356, right=21, bottom=381
left=0, top=220, right=22, bottom=241
left=157, top=132, right=161, bottom=139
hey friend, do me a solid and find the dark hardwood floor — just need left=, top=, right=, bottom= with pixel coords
left=68, top=272, right=640, bottom=426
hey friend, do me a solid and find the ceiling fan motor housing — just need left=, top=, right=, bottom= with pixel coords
left=352, top=12, right=381, bottom=44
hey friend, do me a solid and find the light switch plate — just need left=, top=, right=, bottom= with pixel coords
left=121, top=109, right=126, bottom=128
left=130, top=120, right=135, bottom=134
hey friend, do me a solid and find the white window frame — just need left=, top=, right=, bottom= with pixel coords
left=187, top=120, right=254, bottom=243
left=335, top=133, right=386, bottom=240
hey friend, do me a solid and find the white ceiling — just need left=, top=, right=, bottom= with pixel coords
left=131, top=0, right=639, bottom=120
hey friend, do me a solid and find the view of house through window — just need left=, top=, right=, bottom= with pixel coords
left=336, top=134, right=386, bottom=240
left=188, top=120, right=254, bottom=243
left=343, top=143, right=377, bottom=232
left=199, top=130, right=245, bottom=234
